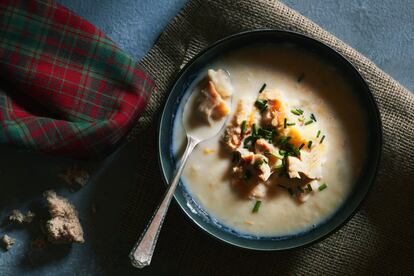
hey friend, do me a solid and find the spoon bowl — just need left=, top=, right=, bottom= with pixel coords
left=129, top=80, right=232, bottom=268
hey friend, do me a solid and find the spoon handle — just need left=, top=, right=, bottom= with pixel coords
left=129, top=135, right=199, bottom=268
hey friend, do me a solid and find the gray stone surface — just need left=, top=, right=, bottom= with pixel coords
left=0, top=0, right=412, bottom=275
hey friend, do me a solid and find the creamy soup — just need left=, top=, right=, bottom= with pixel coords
left=173, top=44, right=366, bottom=236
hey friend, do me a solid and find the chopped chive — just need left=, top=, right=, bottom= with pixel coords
left=263, top=159, right=268, bottom=164
left=284, top=118, right=287, bottom=129
left=318, top=183, right=328, bottom=191
left=254, top=159, right=264, bottom=169
left=305, top=120, right=313, bottom=126
left=307, top=140, right=313, bottom=149
left=255, top=100, right=268, bottom=112
left=287, top=122, right=296, bottom=126
left=310, top=113, right=317, bottom=122
left=320, top=135, right=326, bottom=144
left=279, top=149, right=287, bottom=156
left=316, top=130, right=321, bottom=138
left=278, top=136, right=291, bottom=145
left=293, top=147, right=301, bottom=157
left=258, top=83, right=267, bottom=93
left=278, top=184, right=287, bottom=189
left=298, top=143, right=305, bottom=150
left=288, top=188, right=295, bottom=196
left=258, top=127, right=274, bottom=142
left=297, top=73, right=305, bottom=82
left=307, top=184, right=313, bottom=192
left=252, top=200, right=262, bottom=213
left=241, top=120, right=247, bottom=134
left=243, top=136, right=256, bottom=148
left=291, top=109, right=304, bottom=116
left=252, top=123, right=258, bottom=136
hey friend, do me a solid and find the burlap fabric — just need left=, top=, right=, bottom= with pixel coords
left=122, top=0, right=414, bottom=274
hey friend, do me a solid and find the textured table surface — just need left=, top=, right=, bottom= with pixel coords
left=0, top=1, right=412, bottom=275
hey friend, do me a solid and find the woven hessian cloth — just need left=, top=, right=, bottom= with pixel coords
left=121, top=0, right=414, bottom=274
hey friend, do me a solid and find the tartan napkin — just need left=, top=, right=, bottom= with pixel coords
left=0, top=0, right=154, bottom=159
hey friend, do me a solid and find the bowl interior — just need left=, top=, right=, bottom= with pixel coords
left=158, top=30, right=382, bottom=250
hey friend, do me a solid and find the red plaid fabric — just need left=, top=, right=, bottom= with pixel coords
left=0, top=0, right=154, bottom=159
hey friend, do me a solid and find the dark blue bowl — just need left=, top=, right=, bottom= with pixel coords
left=158, top=30, right=382, bottom=250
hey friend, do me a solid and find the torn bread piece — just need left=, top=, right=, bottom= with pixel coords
left=59, top=165, right=90, bottom=191
left=8, top=209, right=35, bottom=224
left=44, top=191, right=84, bottom=244
left=1, top=234, right=15, bottom=251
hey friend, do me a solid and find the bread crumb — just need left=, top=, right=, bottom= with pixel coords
left=9, top=209, right=35, bottom=224
left=203, top=148, right=216, bottom=155
left=1, top=234, right=15, bottom=251
left=44, top=191, right=84, bottom=244
left=59, top=165, right=90, bottom=191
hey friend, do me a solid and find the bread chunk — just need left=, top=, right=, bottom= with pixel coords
left=44, top=191, right=84, bottom=244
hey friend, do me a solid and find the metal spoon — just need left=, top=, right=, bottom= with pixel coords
left=129, top=85, right=231, bottom=268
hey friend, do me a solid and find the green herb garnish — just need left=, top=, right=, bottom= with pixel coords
left=297, top=73, right=305, bottom=83
left=287, top=122, right=296, bottom=126
left=299, top=143, right=305, bottom=150
left=307, top=140, right=313, bottom=149
left=278, top=136, right=291, bottom=145
left=288, top=188, right=295, bottom=196
left=305, top=120, right=313, bottom=126
left=316, top=130, right=321, bottom=138
left=241, top=120, right=247, bottom=135
left=291, top=109, right=304, bottom=116
left=284, top=118, right=287, bottom=129
left=258, top=127, right=275, bottom=142
left=310, top=113, right=317, bottom=122
left=297, top=186, right=304, bottom=193
left=252, top=200, right=262, bottom=213
left=258, top=83, right=267, bottom=93
left=243, top=136, right=256, bottom=148
left=255, top=100, right=268, bottom=112
left=278, top=184, right=287, bottom=189
left=254, top=159, right=264, bottom=169
left=293, top=147, right=301, bottom=157
left=320, top=135, right=326, bottom=144
left=318, top=183, right=327, bottom=191
left=307, top=184, right=313, bottom=192
left=252, top=123, right=258, bottom=136
left=279, top=149, right=287, bottom=156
